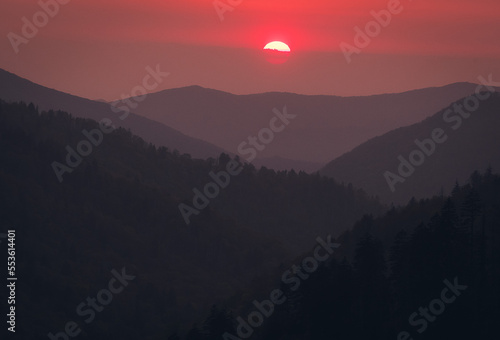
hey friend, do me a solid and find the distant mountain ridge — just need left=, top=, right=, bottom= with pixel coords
left=320, top=92, right=500, bottom=205
left=0, top=68, right=225, bottom=160
left=120, top=82, right=499, bottom=167
left=2, top=68, right=498, bottom=173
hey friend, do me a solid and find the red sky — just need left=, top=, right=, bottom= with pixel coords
left=1, top=0, right=499, bottom=100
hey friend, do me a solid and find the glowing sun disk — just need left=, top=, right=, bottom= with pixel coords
left=263, top=41, right=290, bottom=52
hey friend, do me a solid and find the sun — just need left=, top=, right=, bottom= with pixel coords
left=263, top=41, right=291, bottom=52
left=263, top=41, right=291, bottom=64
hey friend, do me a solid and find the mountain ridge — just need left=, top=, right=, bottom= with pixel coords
left=120, top=80, right=498, bottom=166
left=320, top=92, right=500, bottom=204
left=122, top=81, right=484, bottom=99
left=0, top=68, right=226, bottom=160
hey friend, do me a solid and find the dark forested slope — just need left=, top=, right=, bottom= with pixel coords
left=0, top=100, right=383, bottom=339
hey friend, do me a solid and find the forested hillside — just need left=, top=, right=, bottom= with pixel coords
left=0, top=100, right=383, bottom=339
left=188, top=170, right=500, bottom=340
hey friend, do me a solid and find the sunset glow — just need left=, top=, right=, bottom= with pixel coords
left=0, top=0, right=499, bottom=99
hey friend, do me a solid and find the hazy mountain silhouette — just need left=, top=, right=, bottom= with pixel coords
left=0, top=69, right=225, bottom=160
left=120, top=83, right=498, bottom=167
left=321, top=92, right=500, bottom=205
left=2, top=69, right=497, bottom=174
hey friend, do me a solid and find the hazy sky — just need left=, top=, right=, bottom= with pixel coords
left=1, top=0, right=499, bottom=100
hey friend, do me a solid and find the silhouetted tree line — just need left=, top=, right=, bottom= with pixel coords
left=185, top=170, right=500, bottom=340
